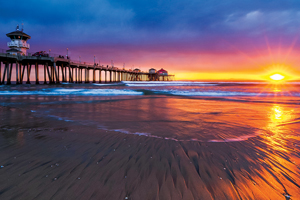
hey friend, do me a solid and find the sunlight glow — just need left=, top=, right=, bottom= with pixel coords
left=270, top=74, right=285, bottom=81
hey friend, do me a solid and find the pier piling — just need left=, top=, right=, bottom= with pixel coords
left=26, top=64, right=31, bottom=84
left=99, top=70, right=101, bottom=83
left=16, top=62, right=19, bottom=84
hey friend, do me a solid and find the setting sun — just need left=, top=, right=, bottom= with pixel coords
left=270, top=74, right=285, bottom=81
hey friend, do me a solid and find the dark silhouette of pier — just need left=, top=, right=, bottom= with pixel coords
left=0, top=53, right=175, bottom=85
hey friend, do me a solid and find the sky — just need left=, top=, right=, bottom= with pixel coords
left=1, top=0, right=300, bottom=80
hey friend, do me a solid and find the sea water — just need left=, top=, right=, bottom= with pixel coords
left=0, top=81, right=299, bottom=142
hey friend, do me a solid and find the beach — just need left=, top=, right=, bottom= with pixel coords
left=0, top=82, right=300, bottom=199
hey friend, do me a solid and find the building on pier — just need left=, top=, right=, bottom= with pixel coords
left=149, top=68, right=156, bottom=74
left=157, top=68, right=168, bottom=75
left=133, top=68, right=141, bottom=73
left=6, top=24, right=31, bottom=56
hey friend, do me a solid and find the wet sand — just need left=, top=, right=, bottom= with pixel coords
left=1, top=102, right=300, bottom=200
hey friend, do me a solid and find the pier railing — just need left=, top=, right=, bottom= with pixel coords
left=70, top=60, right=95, bottom=66
left=7, top=42, right=30, bottom=49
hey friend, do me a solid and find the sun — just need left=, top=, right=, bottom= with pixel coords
left=270, top=74, right=285, bottom=81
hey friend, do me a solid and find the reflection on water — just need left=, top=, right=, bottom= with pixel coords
left=273, top=88, right=282, bottom=93
left=27, top=97, right=268, bottom=141
left=265, top=104, right=294, bottom=152
left=269, top=104, right=293, bottom=125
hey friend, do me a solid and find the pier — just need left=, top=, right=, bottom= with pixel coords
left=0, top=53, right=175, bottom=85
left=0, top=25, right=174, bottom=85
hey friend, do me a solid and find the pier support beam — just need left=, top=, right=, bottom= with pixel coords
left=54, top=63, right=59, bottom=83
left=110, top=71, right=112, bottom=82
left=2, top=62, right=7, bottom=84
left=68, top=65, right=71, bottom=83
left=9, top=63, right=13, bottom=85
left=57, top=64, right=60, bottom=83
left=21, top=64, right=25, bottom=84
left=68, top=65, right=72, bottom=83
left=78, top=68, right=80, bottom=83
left=26, top=64, right=31, bottom=84
left=61, top=66, right=63, bottom=82
left=51, top=65, right=54, bottom=83
left=6, top=62, right=11, bottom=85
left=99, top=70, right=101, bottom=83
left=93, top=69, right=96, bottom=83
left=75, top=68, right=77, bottom=83
left=105, top=71, right=107, bottom=83
left=19, top=63, right=22, bottom=83
left=71, top=67, right=74, bottom=83
left=85, top=69, right=87, bottom=83
left=16, top=62, right=19, bottom=84
left=45, top=63, right=52, bottom=84
left=35, top=62, right=39, bottom=84
left=44, top=64, right=47, bottom=84
left=65, top=65, right=67, bottom=82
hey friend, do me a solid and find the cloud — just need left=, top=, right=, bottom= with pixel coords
left=223, top=10, right=300, bottom=34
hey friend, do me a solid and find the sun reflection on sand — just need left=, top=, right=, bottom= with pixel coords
left=263, top=104, right=293, bottom=152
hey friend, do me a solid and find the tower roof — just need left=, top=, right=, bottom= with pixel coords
left=6, top=48, right=22, bottom=52
left=6, top=30, right=31, bottom=40
left=157, top=68, right=168, bottom=73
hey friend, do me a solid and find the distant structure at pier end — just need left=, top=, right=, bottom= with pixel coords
left=6, top=24, right=31, bottom=56
left=0, top=25, right=174, bottom=85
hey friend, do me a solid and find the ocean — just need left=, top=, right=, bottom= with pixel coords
left=0, top=81, right=299, bottom=199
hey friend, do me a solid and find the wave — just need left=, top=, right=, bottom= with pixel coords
left=103, top=127, right=262, bottom=142
left=151, top=89, right=260, bottom=96
left=123, top=81, right=217, bottom=87
left=93, top=83, right=125, bottom=86
left=0, top=88, right=143, bottom=96
left=208, top=130, right=263, bottom=142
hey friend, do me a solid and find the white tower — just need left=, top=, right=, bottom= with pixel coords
left=6, top=24, right=31, bottom=55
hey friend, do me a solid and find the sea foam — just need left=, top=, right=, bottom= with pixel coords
left=0, top=88, right=143, bottom=96
left=124, top=81, right=216, bottom=87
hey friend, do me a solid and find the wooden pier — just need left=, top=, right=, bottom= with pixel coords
left=0, top=53, right=174, bottom=85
